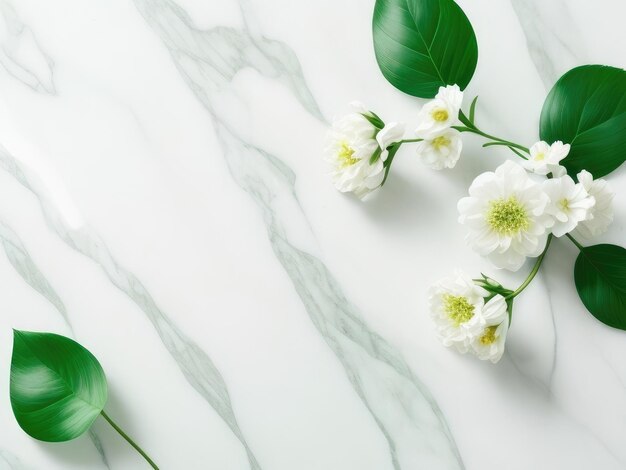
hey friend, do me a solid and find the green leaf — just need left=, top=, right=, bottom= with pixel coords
left=10, top=330, right=108, bottom=442
left=372, top=0, right=478, bottom=98
left=540, top=65, right=626, bottom=177
left=468, top=95, right=478, bottom=124
left=574, top=244, right=626, bottom=330
left=362, top=112, right=385, bottom=129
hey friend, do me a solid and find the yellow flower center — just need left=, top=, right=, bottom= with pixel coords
left=443, top=294, right=475, bottom=326
left=534, top=152, right=545, bottom=161
left=487, top=196, right=529, bottom=235
left=479, top=325, right=498, bottom=345
left=431, top=108, right=449, bottom=122
left=338, top=141, right=359, bottom=168
left=432, top=135, right=451, bottom=150
left=559, top=198, right=570, bottom=211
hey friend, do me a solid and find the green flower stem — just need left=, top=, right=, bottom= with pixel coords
left=457, top=110, right=530, bottom=156
left=566, top=233, right=585, bottom=250
left=380, top=139, right=423, bottom=186
left=100, top=410, right=159, bottom=469
left=507, top=234, right=553, bottom=299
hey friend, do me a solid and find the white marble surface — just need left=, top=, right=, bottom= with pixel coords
left=0, top=0, right=625, bottom=469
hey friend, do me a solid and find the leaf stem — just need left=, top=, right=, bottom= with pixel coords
left=507, top=234, right=553, bottom=299
left=100, top=410, right=159, bottom=469
left=457, top=110, right=530, bottom=156
left=397, top=138, right=423, bottom=144
left=566, top=233, right=585, bottom=250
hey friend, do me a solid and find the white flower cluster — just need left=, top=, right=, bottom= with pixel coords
left=458, top=155, right=614, bottom=271
left=433, top=140, right=614, bottom=363
left=429, top=271, right=509, bottom=363
left=325, top=102, right=404, bottom=199
left=414, top=85, right=464, bottom=170
left=325, top=86, right=467, bottom=199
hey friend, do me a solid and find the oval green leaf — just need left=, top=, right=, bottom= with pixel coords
left=574, top=244, right=626, bottom=330
left=372, top=0, right=478, bottom=98
left=10, top=330, right=108, bottom=442
left=540, top=65, right=626, bottom=177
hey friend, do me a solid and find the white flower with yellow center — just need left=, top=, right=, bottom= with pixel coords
left=458, top=160, right=554, bottom=271
left=428, top=270, right=489, bottom=352
left=416, top=129, right=463, bottom=170
left=326, top=103, right=404, bottom=199
left=415, top=85, right=463, bottom=139
left=573, top=170, right=615, bottom=239
left=543, top=174, right=595, bottom=237
left=522, top=140, right=570, bottom=176
left=470, top=295, right=509, bottom=363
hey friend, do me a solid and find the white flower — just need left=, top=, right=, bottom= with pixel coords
left=428, top=270, right=489, bottom=352
left=416, top=129, right=463, bottom=170
left=522, top=141, right=570, bottom=176
left=543, top=174, right=595, bottom=237
left=415, top=85, right=463, bottom=139
left=326, top=103, right=404, bottom=199
left=458, top=160, right=554, bottom=271
left=470, top=295, right=509, bottom=363
left=429, top=270, right=511, bottom=363
left=574, top=170, right=615, bottom=239
left=376, top=122, right=405, bottom=150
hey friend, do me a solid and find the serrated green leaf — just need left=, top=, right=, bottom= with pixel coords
left=574, top=244, right=626, bottom=330
left=10, top=330, right=108, bottom=442
left=372, top=0, right=478, bottom=98
left=540, top=65, right=626, bottom=177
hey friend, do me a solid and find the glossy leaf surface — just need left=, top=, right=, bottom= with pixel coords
left=10, top=330, right=108, bottom=442
left=540, top=65, right=626, bottom=177
left=373, top=0, right=478, bottom=97
left=574, top=244, right=626, bottom=330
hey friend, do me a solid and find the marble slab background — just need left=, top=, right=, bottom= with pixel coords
left=0, top=0, right=625, bottom=469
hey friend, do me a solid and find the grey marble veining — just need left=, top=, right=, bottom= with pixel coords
left=133, top=0, right=464, bottom=467
left=0, top=450, right=25, bottom=470
left=510, top=0, right=585, bottom=88
left=0, top=0, right=55, bottom=94
left=0, top=144, right=262, bottom=470
left=0, top=0, right=625, bottom=468
left=0, top=221, right=70, bottom=330
left=0, top=219, right=111, bottom=468
left=133, top=0, right=324, bottom=123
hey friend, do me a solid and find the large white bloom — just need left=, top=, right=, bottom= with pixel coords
left=458, top=160, right=554, bottom=271
left=326, top=103, right=404, bottom=199
left=416, top=128, right=463, bottom=170
left=543, top=174, right=595, bottom=237
left=428, top=271, right=490, bottom=352
left=574, top=170, right=615, bottom=239
left=415, top=85, right=463, bottom=139
left=522, top=141, right=570, bottom=176
left=470, top=295, right=509, bottom=363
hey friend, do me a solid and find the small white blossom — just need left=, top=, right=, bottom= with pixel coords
left=574, top=170, right=615, bottom=239
left=543, top=174, right=595, bottom=237
left=522, top=141, right=570, bottom=176
left=326, top=103, right=404, bottom=199
left=429, top=271, right=510, bottom=363
left=470, top=295, right=509, bottom=363
left=415, top=85, right=463, bottom=139
left=416, top=129, right=463, bottom=170
left=376, top=122, right=405, bottom=150
left=458, top=160, right=554, bottom=271
left=428, top=270, right=489, bottom=352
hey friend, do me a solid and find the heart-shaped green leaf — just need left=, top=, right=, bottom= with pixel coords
left=540, top=65, right=626, bottom=177
left=372, top=0, right=478, bottom=98
left=574, top=244, right=626, bottom=330
left=10, top=330, right=108, bottom=442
